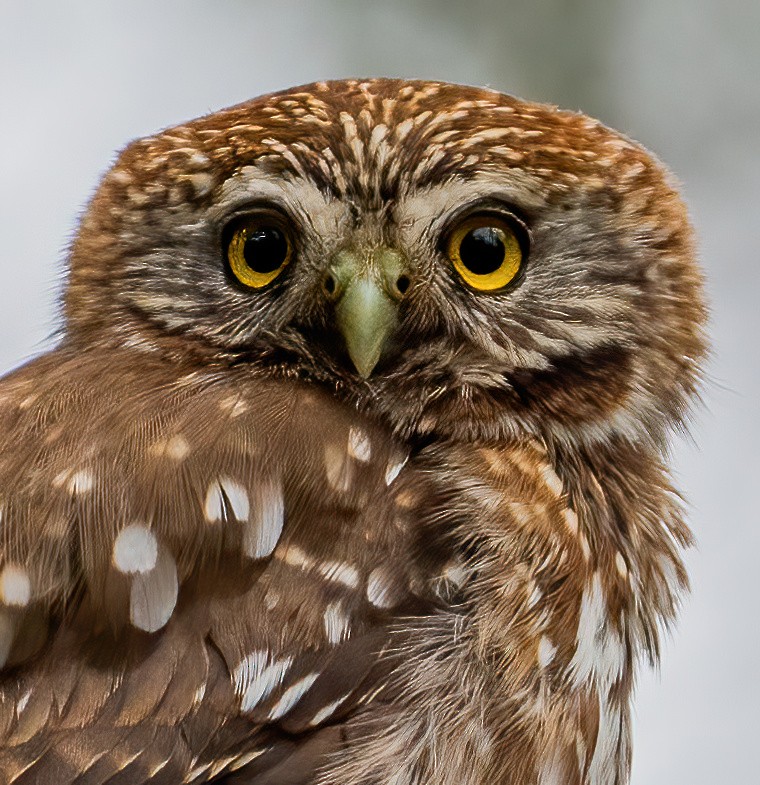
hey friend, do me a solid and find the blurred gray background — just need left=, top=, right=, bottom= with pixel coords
left=0, top=1, right=756, bottom=781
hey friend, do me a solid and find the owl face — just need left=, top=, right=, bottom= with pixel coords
left=66, top=80, right=705, bottom=446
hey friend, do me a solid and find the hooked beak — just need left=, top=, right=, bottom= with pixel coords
left=328, top=248, right=409, bottom=378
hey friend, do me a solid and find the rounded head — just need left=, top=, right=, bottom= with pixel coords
left=65, top=79, right=706, bottom=447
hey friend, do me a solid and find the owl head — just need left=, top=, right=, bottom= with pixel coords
left=64, top=79, right=706, bottom=448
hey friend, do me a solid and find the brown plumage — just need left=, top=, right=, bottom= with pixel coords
left=0, top=79, right=706, bottom=784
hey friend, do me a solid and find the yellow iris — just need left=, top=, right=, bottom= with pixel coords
left=447, top=215, right=523, bottom=291
left=227, top=221, right=292, bottom=289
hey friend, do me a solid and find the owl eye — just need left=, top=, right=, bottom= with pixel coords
left=225, top=216, right=293, bottom=289
left=447, top=214, right=525, bottom=291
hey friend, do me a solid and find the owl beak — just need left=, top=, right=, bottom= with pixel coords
left=329, top=248, right=407, bottom=378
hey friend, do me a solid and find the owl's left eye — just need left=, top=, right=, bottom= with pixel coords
left=446, top=214, right=525, bottom=292
left=224, top=217, right=293, bottom=289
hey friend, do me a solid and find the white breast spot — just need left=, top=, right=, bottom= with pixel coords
left=347, top=427, right=372, bottom=462
left=0, top=564, right=31, bottom=607
left=113, top=524, right=158, bottom=574
left=268, top=673, right=320, bottom=720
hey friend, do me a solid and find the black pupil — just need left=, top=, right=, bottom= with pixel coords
left=243, top=227, right=288, bottom=273
left=459, top=227, right=506, bottom=275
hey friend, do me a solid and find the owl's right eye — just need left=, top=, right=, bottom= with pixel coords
left=224, top=216, right=293, bottom=289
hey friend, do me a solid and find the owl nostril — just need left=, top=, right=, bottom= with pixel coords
left=394, top=274, right=411, bottom=298
left=323, top=273, right=340, bottom=300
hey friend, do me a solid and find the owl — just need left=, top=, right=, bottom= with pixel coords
left=0, top=79, right=705, bottom=785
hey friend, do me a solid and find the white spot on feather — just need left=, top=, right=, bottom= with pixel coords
left=0, top=564, right=31, bottom=607
left=588, top=699, right=627, bottom=785
left=53, top=469, right=94, bottom=495
left=204, top=482, right=225, bottom=523
left=185, top=763, right=211, bottom=783
left=203, top=477, right=250, bottom=523
left=245, top=477, right=284, bottom=559
left=347, top=427, right=372, bottom=462
left=615, top=551, right=628, bottom=579
left=150, top=435, right=190, bottom=460
left=234, top=651, right=293, bottom=713
left=564, top=507, right=579, bottom=535
left=227, top=749, right=266, bottom=772
left=568, top=572, right=626, bottom=688
left=268, top=673, right=319, bottom=720
left=443, top=560, right=468, bottom=589
left=367, top=567, right=400, bottom=608
left=324, top=443, right=353, bottom=492
left=318, top=560, right=360, bottom=588
left=129, top=548, right=178, bottom=633
left=184, top=172, right=215, bottom=198
left=113, top=524, right=158, bottom=574
left=540, top=464, right=564, bottom=497
left=16, top=689, right=31, bottom=715
left=579, top=533, right=591, bottom=561
left=309, top=693, right=351, bottom=726
left=384, top=453, right=408, bottom=485
left=537, top=635, right=557, bottom=668
left=323, top=601, right=351, bottom=644
left=279, top=545, right=313, bottom=571
left=220, top=477, right=250, bottom=521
